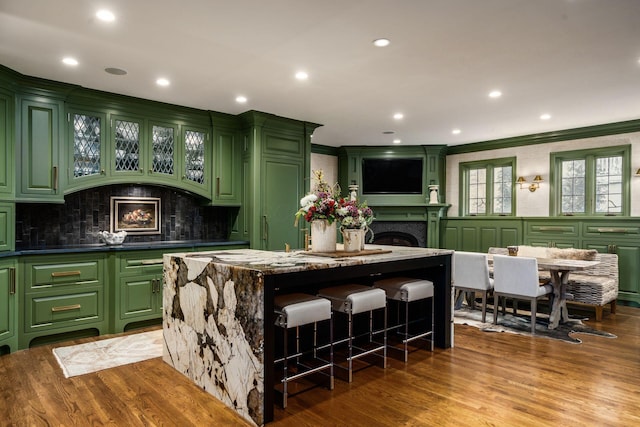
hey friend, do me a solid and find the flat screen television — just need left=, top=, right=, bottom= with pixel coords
left=361, top=158, right=423, bottom=194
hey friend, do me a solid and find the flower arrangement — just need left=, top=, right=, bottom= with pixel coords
left=336, top=199, right=374, bottom=229
left=294, top=170, right=341, bottom=225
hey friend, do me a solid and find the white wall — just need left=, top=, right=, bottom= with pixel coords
left=310, top=152, right=338, bottom=190
left=446, top=131, right=640, bottom=217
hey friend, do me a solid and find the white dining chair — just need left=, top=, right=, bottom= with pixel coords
left=453, top=251, right=494, bottom=322
left=492, top=254, right=554, bottom=334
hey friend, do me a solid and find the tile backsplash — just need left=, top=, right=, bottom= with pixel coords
left=15, top=185, right=234, bottom=249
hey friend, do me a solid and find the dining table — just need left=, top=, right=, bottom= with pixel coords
left=488, top=255, right=600, bottom=330
left=534, top=258, right=600, bottom=329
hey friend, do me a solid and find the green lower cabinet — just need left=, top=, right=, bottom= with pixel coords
left=585, top=241, right=640, bottom=306
left=115, top=273, right=162, bottom=332
left=20, top=253, right=108, bottom=349
left=0, top=258, right=18, bottom=355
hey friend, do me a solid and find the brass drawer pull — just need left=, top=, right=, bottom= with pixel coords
left=537, top=226, right=572, bottom=232
left=51, top=270, right=82, bottom=278
left=141, top=259, right=164, bottom=265
left=596, top=227, right=633, bottom=233
left=52, top=304, right=81, bottom=312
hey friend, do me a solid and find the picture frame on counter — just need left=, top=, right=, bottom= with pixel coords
left=110, top=196, right=161, bottom=234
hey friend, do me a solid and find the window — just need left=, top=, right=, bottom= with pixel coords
left=460, top=158, right=515, bottom=216
left=551, top=145, right=630, bottom=216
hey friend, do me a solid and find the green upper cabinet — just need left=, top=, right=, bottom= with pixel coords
left=149, top=121, right=179, bottom=186
left=212, top=120, right=241, bottom=206
left=0, top=90, right=14, bottom=197
left=180, top=125, right=211, bottom=198
left=111, top=114, right=145, bottom=179
left=0, top=202, right=15, bottom=252
left=65, top=108, right=108, bottom=190
left=17, top=96, right=64, bottom=202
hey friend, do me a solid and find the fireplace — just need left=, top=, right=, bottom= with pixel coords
left=369, top=221, right=426, bottom=247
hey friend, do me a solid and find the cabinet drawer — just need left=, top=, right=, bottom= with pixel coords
left=27, top=291, right=100, bottom=329
left=28, top=261, right=99, bottom=288
left=117, top=251, right=165, bottom=275
left=582, top=222, right=640, bottom=237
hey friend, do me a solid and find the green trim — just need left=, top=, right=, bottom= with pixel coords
left=311, top=144, right=338, bottom=156
left=447, top=119, right=640, bottom=155
left=549, top=145, right=631, bottom=216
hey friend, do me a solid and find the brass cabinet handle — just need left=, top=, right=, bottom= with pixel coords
left=9, top=267, right=16, bottom=295
left=52, top=304, right=81, bottom=312
left=216, top=177, right=220, bottom=197
left=53, top=166, right=59, bottom=191
left=537, top=226, right=572, bottom=232
left=51, top=270, right=82, bottom=278
left=263, top=215, right=268, bottom=241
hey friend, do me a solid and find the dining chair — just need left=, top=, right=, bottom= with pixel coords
left=492, top=254, right=554, bottom=334
left=453, top=251, right=494, bottom=322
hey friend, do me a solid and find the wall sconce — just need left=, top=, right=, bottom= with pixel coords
left=635, top=168, right=640, bottom=177
left=517, top=175, right=543, bottom=192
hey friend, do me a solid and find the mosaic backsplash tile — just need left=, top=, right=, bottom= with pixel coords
left=15, top=185, right=234, bottom=249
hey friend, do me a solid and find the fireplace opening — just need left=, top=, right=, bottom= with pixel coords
left=372, top=231, right=419, bottom=247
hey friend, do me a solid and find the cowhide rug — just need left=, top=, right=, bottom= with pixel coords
left=454, top=305, right=616, bottom=344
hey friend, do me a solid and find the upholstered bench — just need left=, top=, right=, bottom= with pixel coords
left=488, top=246, right=618, bottom=321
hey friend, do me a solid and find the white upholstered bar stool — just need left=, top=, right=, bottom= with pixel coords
left=317, top=284, right=387, bottom=383
left=274, top=293, right=334, bottom=408
left=373, top=277, right=434, bottom=362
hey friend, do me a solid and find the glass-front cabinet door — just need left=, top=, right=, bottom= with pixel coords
left=67, top=110, right=108, bottom=190
left=149, top=122, right=178, bottom=185
left=112, top=115, right=144, bottom=177
left=181, top=126, right=210, bottom=196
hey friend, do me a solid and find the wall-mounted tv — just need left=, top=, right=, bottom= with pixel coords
left=361, top=158, right=423, bottom=194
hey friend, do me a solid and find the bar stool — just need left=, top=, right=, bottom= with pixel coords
left=373, top=277, right=434, bottom=362
left=317, top=284, right=387, bottom=383
left=274, top=293, right=334, bottom=408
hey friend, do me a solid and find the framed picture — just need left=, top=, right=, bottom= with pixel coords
left=110, top=196, right=161, bottom=235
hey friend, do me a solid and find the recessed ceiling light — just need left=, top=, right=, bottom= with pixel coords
left=62, top=57, right=78, bottom=66
left=295, top=71, right=308, bottom=80
left=452, top=129, right=461, bottom=135
left=393, top=113, right=404, bottom=120
left=156, top=78, right=170, bottom=87
left=540, top=113, right=552, bottom=120
left=96, top=9, right=115, bottom=22
left=393, top=139, right=401, bottom=144
left=236, top=95, right=247, bottom=103
left=104, top=67, right=127, bottom=75
left=373, top=38, right=390, bottom=47
left=489, top=90, right=502, bottom=98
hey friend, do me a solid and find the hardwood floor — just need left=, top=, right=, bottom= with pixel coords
left=1, top=305, right=638, bottom=426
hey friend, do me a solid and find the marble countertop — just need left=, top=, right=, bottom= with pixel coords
left=170, top=245, right=453, bottom=275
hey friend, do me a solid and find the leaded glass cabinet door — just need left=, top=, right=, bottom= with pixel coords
left=68, top=110, right=107, bottom=189
left=112, top=116, right=143, bottom=176
left=150, top=122, right=178, bottom=185
left=181, top=126, right=210, bottom=197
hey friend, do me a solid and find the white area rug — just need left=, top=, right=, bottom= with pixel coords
left=53, top=330, right=163, bottom=378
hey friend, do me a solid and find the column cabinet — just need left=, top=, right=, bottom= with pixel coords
left=17, top=95, right=65, bottom=202
left=240, top=111, right=320, bottom=250
left=0, top=258, right=17, bottom=355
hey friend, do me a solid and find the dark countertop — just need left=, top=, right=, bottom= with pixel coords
left=0, top=240, right=250, bottom=258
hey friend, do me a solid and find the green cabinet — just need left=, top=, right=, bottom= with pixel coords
left=212, top=124, right=241, bottom=205
left=20, top=253, right=108, bottom=349
left=0, top=258, right=17, bottom=354
left=112, top=250, right=164, bottom=332
left=441, top=217, right=521, bottom=252
left=17, top=96, right=64, bottom=202
left=0, top=202, right=14, bottom=252
left=0, top=90, right=14, bottom=197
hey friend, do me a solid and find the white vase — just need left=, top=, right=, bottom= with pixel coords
left=311, top=220, right=337, bottom=253
left=342, top=228, right=365, bottom=252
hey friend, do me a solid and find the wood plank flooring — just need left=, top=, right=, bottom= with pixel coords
left=1, top=305, right=639, bottom=426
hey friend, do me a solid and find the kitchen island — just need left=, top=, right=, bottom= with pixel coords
left=162, top=246, right=453, bottom=426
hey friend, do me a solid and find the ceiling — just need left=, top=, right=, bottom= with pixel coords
left=1, top=0, right=639, bottom=147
